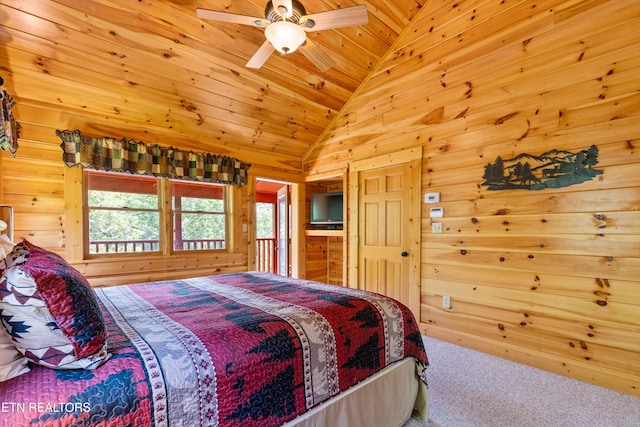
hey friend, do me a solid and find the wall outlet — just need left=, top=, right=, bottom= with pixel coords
left=442, top=295, right=451, bottom=309
left=432, top=222, right=442, bottom=233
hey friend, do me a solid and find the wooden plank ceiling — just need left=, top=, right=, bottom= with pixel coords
left=0, top=0, right=424, bottom=171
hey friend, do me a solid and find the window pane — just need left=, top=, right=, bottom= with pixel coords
left=88, top=210, right=160, bottom=254
left=86, top=171, right=160, bottom=255
left=172, top=180, right=227, bottom=251
left=256, top=203, right=275, bottom=238
left=174, top=213, right=226, bottom=250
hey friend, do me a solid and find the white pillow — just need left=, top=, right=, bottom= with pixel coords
left=0, top=233, right=15, bottom=261
left=0, top=323, right=30, bottom=382
left=0, top=233, right=16, bottom=281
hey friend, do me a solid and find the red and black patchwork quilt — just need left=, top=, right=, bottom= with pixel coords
left=0, top=271, right=428, bottom=426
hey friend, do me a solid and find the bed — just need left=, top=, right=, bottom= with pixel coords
left=0, top=239, right=429, bottom=427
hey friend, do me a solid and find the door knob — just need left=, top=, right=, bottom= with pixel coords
left=401, top=251, right=408, bottom=257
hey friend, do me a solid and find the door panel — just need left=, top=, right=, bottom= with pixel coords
left=385, top=259, right=402, bottom=301
left=364, top=202, right=379, bottom=245
left=385, top=199, right=402, bottom=247
left=363, top=257, right=379, bottom=294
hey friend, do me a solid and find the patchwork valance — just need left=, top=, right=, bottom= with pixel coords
left=56, top=129, right=250, bottom=186
left=0, top=87, right=20, bottom=156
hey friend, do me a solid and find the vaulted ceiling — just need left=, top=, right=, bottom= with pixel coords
left=0, top=0, right=424, bottom=172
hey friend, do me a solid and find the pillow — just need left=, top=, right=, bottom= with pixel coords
left=0, top=240, right=110, bottom=369
left=0, top=234, right=30, bottom=382
left=0, top=232, right=15, bottom=254
left=0, top=233, right=19, bottom=279
left=0, top=321, right=30, bottom=382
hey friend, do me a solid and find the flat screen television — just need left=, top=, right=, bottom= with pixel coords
left=310, top=192, right=343, bottom=227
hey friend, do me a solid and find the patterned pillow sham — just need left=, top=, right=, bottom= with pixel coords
left=0, top=240, right=110, bottom=369
left=0, top=235, right=30, bottom=382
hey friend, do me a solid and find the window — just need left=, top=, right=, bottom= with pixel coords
left=172, top=180, right=226, bottom=251
left=85, top=170, right=229, bottom=255
left=86, top=171, right=160, bottom=254
left=256, top=202, right=275, bottom=239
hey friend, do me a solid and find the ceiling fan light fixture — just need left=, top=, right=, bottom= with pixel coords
left=265, top=21, right=306, bottom=54
left=198, top=1, right=368, bottom=70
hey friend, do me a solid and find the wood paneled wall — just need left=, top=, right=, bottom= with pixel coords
left=305, top=235, right=329, bottom=283
left=327, top=235, right=344, bottom=286
left=304, top=0, right=640, bottom=396
left=303, top=234, right=344, bottom=286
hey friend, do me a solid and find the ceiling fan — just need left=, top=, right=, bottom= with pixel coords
left=197, top=1, right=368, bottom=71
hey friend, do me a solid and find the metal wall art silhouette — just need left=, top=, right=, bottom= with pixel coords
left=482, top=144, right=603, bottom=190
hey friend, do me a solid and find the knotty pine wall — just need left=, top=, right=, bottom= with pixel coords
left=303, top=0, right=640, bottom=396
left=304, top=234, right=344, bottom=286
left=0, top=106, right=305, bottom=287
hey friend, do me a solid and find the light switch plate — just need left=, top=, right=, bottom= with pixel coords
left=442, top=295, right=451, bottom=309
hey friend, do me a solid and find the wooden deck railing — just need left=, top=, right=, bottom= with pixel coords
left=89, top=238, right=225, bottom=253
left=177, top=239, right=225, bottom=250
left=90, top=238, right=277, bottom=274
left=89, top=239, right=160, bottom=253
left=256, top=238, right=276, bottom=273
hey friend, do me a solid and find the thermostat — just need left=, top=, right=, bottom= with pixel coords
left=429, top=207, right=444, bottom=218
left=424, top=192, right=440, bottom=203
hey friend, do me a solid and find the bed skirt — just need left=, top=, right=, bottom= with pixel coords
left=284, top=357, right=429, bottom=427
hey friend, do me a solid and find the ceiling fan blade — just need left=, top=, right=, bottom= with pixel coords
left=298, top=38, right=334, bottom=72
left=272, top=0, right=294, bottom=19
left=246, top=40, right=276, bottom=69
left=196, top=8, right=268, bottom=27
left=300, top=5, right=368, bottom=31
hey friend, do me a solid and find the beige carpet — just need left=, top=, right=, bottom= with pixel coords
left=403, top=337, right=640, bottom=427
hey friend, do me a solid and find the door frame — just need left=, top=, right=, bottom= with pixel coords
left=347, top=148, right=422, bottom=319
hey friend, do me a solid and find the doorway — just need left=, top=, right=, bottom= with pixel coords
left=348, top=148, right=422, bottom=319
left=255, top=178, right=291, bottom=276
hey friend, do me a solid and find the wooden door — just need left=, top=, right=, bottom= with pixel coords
left=348, top=149, right=422, bottom=319
left=359, top=164, right=411, bottom=302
